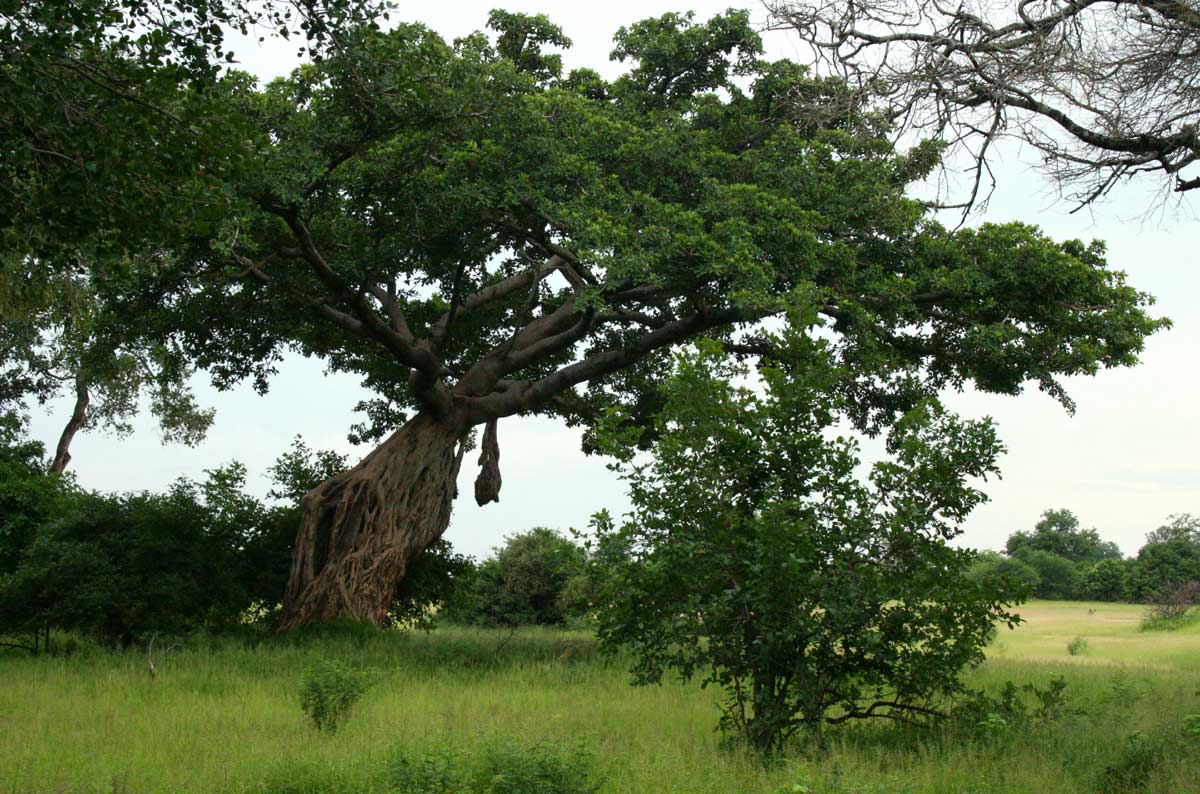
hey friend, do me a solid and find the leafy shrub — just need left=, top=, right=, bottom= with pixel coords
left=0, top=414, right=68, bottom=578
left=953, top=677, right=1073, bottom=740
left=477, top=741, right=598, bottom=794
left=445, top=528, right=585, bottom=627
left=1107, top=671, right=1145, bottom=709
left=300, top=658, right=368, bottom=733
left=389, top=739, right=599, bottom=794
left=391, top=539, right=473, bottom=629
left=389, top=748, right=459, bottom=794
left=1067, top=636, right=1089, bottom=656
left=0, top=471, right=257, bottom=647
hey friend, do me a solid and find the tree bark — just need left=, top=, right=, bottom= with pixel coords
left=278, top=412, right=467, bottom=631
left=49, top=370, right=89, bottom=474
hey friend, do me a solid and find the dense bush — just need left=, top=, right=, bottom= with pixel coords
left=1127, top=540, right=1200, bottom=603
left=966, top=551, right=1040, bottom=595
left=0, top=414, right=69, bottom=578
left=0, top=470, right=258, bottom=646
left=1080, top=558, right=1133, bottom=602
left=1012, top=549, right=1081, bottom=600
left=446, top=528, right=585, bottom=627
left=0, top=432, right=470, bottom=644
left=391, top=538, right=474, bottom=628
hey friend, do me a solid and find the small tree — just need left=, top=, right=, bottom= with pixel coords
left=587, top=341, right=1021, bottom=754
left=1145, top=581, right=1200, bottom=624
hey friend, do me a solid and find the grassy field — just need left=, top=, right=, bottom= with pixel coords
left=1, top=601, right=1197, bottom=794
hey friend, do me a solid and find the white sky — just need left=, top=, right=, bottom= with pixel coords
left=25, top=2, right=1200, bottom=559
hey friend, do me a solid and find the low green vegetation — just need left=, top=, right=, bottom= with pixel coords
left=1, top=602, right=1198, bottom=793
left=299, top=658, right=370, bottom=734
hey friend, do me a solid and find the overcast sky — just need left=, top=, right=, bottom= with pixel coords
left=25, top=1, right=1200, bottom=559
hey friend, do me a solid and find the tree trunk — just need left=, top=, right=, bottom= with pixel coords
left=49, top=370, right=89, bottom=474
left=278, top=412, right=466, bottom=631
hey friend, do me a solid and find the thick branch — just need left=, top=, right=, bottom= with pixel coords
left=465, top=306, right=750, bottom=421
left=431, top=255, right=567, bottom=345
left=276, top=211, right=451, bottom=413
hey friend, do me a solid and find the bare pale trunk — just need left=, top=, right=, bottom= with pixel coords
left=278, top=412, right=465, bottom=631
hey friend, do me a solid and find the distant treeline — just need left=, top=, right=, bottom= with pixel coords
left=968, top=508, right=1200, bottom=603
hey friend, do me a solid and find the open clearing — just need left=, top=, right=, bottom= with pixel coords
left=1, top=600, right=1197, bottom=794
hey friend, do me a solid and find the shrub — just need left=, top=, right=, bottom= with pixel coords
left=1066, top=636, right=1089, bottom=656
left=299, top=658, right=368, bottom=733
left=0, top=413, right=69, bottom=578
left=953, top=676, right=1073, bottom=740
left=445, top=528, right=585, bottom=627
left=390, top=538, right=473, bottom=629
left=0, top=473, right=255, bottom=647
left=1011, top=549, right=1080, bottom=599
left=1082, top=558, right=1133, bottom=602
left=1126, top=540, right=1200, bottom=602
left=388, top=740, right=599, bottom=794
left=966, top=551, right=1039, bottom=595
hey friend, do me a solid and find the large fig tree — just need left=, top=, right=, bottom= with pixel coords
left=137, top=10, right=1165, bottom=630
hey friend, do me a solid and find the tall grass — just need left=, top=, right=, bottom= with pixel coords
left=1, top=602, right=1197, bottom=793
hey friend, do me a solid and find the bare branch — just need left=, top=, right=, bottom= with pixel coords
left=770, top=0, right=1200, bottom=211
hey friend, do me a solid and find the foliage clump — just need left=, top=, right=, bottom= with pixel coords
left=300, top=658, right=368, bottom=734
left=389, top=739, right=599, bottom=794
left=587, top=341, right=1022, bottom=754
left=952, top=676, right=1073, bottom=741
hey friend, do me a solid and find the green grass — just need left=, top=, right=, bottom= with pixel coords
left=1, top=601, right=1198, bottom=793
